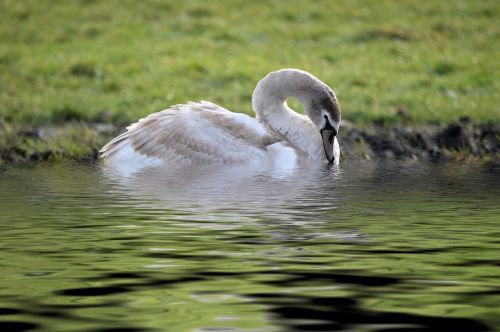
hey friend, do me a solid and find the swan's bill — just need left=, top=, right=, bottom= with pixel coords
left=321, top=129, right=336, bottom=163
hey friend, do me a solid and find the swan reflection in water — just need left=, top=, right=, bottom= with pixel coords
left=98, top=161, right=367, bottom=242
left=101, top=162, right=344, bottom=213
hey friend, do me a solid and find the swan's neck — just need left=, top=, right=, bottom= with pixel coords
left=251, top=69, right=323, bottom=158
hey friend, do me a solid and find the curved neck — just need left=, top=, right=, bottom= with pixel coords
left=251, top=69, right=324, bottom=159
left=252, top=69, right=325, bottom=118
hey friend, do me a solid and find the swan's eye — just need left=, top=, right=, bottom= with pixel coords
left=323, top=114, right=330, bottom=127
left=322, top=114, right=334, bottom=130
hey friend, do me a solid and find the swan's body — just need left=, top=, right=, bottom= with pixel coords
left=99, top=69, right=341, bottom=173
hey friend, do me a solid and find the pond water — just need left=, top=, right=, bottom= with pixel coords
left=0, top=160, right=499, bottom=332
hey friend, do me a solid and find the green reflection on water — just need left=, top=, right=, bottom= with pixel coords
left=0, top=161, right=499, bottom=331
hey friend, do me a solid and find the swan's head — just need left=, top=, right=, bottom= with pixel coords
left=306, top=85, right=341, bottom=164
left=252, top=68, right=341, bottom=164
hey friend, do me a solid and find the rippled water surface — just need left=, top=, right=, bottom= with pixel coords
left=1, top=160, right=499, bottom=332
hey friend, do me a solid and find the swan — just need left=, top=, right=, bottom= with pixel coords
left=99, top=69, right=341, bottom=172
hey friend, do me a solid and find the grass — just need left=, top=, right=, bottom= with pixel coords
left=0, top=0, right=499, bottom=162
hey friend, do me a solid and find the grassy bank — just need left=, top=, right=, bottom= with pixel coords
left=1, top=0, right=499, bottom=163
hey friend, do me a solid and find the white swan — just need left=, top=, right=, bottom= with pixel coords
left=99, top=69, right=341, bottom=173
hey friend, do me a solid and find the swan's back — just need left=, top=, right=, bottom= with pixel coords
left=99, top=101, right=282, bottom=170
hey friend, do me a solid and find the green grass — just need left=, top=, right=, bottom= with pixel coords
left=0, top=0, right=499, bottom=127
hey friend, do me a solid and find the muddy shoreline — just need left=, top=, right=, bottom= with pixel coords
left=340, top=118, right=499, bottom=162
left=1, top=118, right=499, bottom=165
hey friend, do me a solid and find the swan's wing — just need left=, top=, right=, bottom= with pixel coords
left=99, top=101, right=280, bottom=165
